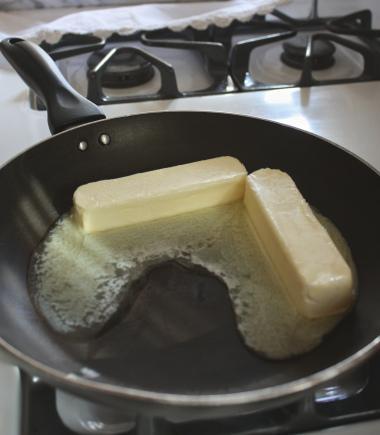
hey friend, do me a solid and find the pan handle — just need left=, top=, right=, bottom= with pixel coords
left=0, top=38, right=105, bottom=134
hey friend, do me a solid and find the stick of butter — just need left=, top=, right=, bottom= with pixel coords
left=74, top=156, right=247, bottom=233
left=244, top=168, right=354, bottom=319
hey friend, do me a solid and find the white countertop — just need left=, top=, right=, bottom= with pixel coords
left=1, top=73, right=380, bottom=172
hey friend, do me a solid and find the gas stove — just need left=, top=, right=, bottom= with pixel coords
left=1, top=1, right=380, bottom=434
left=29, top=0, right=380, bottom=109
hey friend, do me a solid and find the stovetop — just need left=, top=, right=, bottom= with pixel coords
left=29, top=0, right=380, bottom=110
left=20, top=349, right=380, bottom=434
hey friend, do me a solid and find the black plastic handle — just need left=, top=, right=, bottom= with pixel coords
left=0, top=38, right=105, bottom=134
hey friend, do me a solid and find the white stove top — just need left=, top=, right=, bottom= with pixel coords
left=1, top=1, right=380, bottom=434
left=2, top=74, right=380, bottom=171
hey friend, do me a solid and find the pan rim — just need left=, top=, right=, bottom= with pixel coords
left=1, top=110, right=380, bottom=407
left=1, top=110, right=379, bottom=180
left=1, top=336, right=379, bottom=406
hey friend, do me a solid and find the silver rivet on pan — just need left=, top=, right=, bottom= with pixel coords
left=99, top=133, right=111, bottom=146
left=78, top=141, right=88, bottom=151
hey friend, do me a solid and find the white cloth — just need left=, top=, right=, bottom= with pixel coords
left=0, top=0, right=289, bottom=44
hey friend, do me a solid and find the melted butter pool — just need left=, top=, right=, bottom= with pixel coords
left=29, top=202, right=355, bottom=360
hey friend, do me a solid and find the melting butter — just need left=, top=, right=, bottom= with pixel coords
left=29, top=202, right=355, bottom=359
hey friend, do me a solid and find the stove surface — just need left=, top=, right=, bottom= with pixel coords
left=1, top=1, right=380, bottom=435
left=24, top=0, right=380, bottom=107
left=0, top=352, right=20, bottom=435
left=18, top=350, right=380, bottom=434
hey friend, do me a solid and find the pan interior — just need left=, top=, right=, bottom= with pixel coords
left=28, top=197, right=354, bottom=367
left=0, top=112, right=379, bottom=398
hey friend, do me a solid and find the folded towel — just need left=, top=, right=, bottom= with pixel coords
left=0, top=0, right=289, bottom=44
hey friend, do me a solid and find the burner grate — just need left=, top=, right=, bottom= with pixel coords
left=230, top=0, right=380, bottom=91
left=87, top=45, right=181, bottom=104
left=30, top=0, right=380, bottom=109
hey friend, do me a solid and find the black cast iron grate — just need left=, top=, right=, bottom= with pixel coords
left=230, top=1, right=380, bottom=91
left=32, top=0, right=380, bottom=108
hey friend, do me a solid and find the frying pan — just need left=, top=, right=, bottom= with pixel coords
left=1, top=37, right=380, bottom=423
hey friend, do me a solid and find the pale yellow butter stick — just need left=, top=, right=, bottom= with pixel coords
left=74, top=156, right=247, bottom=233
left=244, top=168, right=354, bottom=319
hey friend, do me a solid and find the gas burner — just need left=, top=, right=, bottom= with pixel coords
left=230, top=0, right=380, bottom=92
left=281, top=34, right=336, bottom=70
left=28, top=0, right=380, bottom=109
left=87, top=47, right=154, bottom=88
